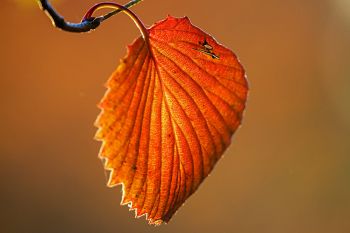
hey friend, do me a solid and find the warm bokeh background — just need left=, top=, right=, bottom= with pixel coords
left=1, top=0, right=349, bottom=232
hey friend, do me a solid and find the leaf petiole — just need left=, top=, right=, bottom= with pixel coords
left=82, top=2, right=149, bottom=43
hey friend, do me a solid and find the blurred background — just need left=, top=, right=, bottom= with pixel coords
left=1, top=0, right=349, bottom=232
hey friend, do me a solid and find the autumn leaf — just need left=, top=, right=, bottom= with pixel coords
left=94, top=10, right=248, bottom=225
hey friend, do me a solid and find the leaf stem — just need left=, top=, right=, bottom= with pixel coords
left=83, top=2, right=149, bottom=42
left=37, top=0, right=143, bottom=33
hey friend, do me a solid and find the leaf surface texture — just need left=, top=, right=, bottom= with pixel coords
left=95, top=16, right=248, bottom=224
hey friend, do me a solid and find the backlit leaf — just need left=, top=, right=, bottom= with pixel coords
left=95, top=16, right=248, bottom=225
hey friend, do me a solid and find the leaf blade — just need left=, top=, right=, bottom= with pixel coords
left=95, top=16, right=248, bottom=225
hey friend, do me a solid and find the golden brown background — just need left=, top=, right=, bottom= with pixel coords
left=1, top=0, right=350, bottom=232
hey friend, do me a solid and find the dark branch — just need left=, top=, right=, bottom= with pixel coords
left=38, top=0, right=143, bottom=33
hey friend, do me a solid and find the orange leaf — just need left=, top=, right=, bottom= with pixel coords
left=95, top=16, right=248, bottom=225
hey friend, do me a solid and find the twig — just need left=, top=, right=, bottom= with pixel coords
left=38, top=0, right=143, bottom=33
